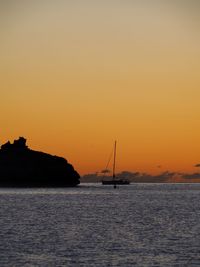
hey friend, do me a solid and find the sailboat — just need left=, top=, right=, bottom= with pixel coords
left=102, top=141, right=130, bottom=185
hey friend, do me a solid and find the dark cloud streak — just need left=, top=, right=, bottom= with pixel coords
left=182, top=173, right=200, bottom=179
left=81, top=171, right=176, bottom=183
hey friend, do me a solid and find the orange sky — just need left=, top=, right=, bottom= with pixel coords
left=1, top=1, right=200, bottom=176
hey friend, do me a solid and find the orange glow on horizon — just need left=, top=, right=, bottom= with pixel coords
left=1, top=1, right=200, bottom=180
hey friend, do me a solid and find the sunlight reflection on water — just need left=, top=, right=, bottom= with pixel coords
left=0, top=183, right=200, bottom=266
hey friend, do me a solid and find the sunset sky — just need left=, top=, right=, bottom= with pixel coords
left=1, top=0, right=200, bottom=177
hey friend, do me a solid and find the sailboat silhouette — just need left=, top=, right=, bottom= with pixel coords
left=102, top=141, right=130, bottom=185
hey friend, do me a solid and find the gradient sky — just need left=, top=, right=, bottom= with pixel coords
left=1, top=0, right=200, bottom=176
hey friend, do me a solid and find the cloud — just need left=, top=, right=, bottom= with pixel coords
left=117, top=171, right=140, bottom=179
left=82, top=171, right=200, bottom=182
left=118, top=171, right=176, bottom=183
left=81, top=171, right=176, bottom=183
left=194, top=164, right=200, bottom=168
left=134, top=171, right=176, bottom=183
left=181, top=173, right=200, bottom=179
left=101, top=169, right=111, bottom=174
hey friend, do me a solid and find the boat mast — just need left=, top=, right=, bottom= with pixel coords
left=112, top=141, right=117, bottom=180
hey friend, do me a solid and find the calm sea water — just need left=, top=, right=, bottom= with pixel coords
left=0, top=183, right=199, bottom=267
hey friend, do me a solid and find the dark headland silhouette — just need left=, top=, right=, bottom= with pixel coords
left=0, top=137, right=80, bottom=187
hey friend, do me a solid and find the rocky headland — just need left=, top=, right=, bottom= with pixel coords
left=0, top=137, right=80, bottom=187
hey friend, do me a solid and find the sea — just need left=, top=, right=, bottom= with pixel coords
left=0, top=183, right=199, bottom=267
